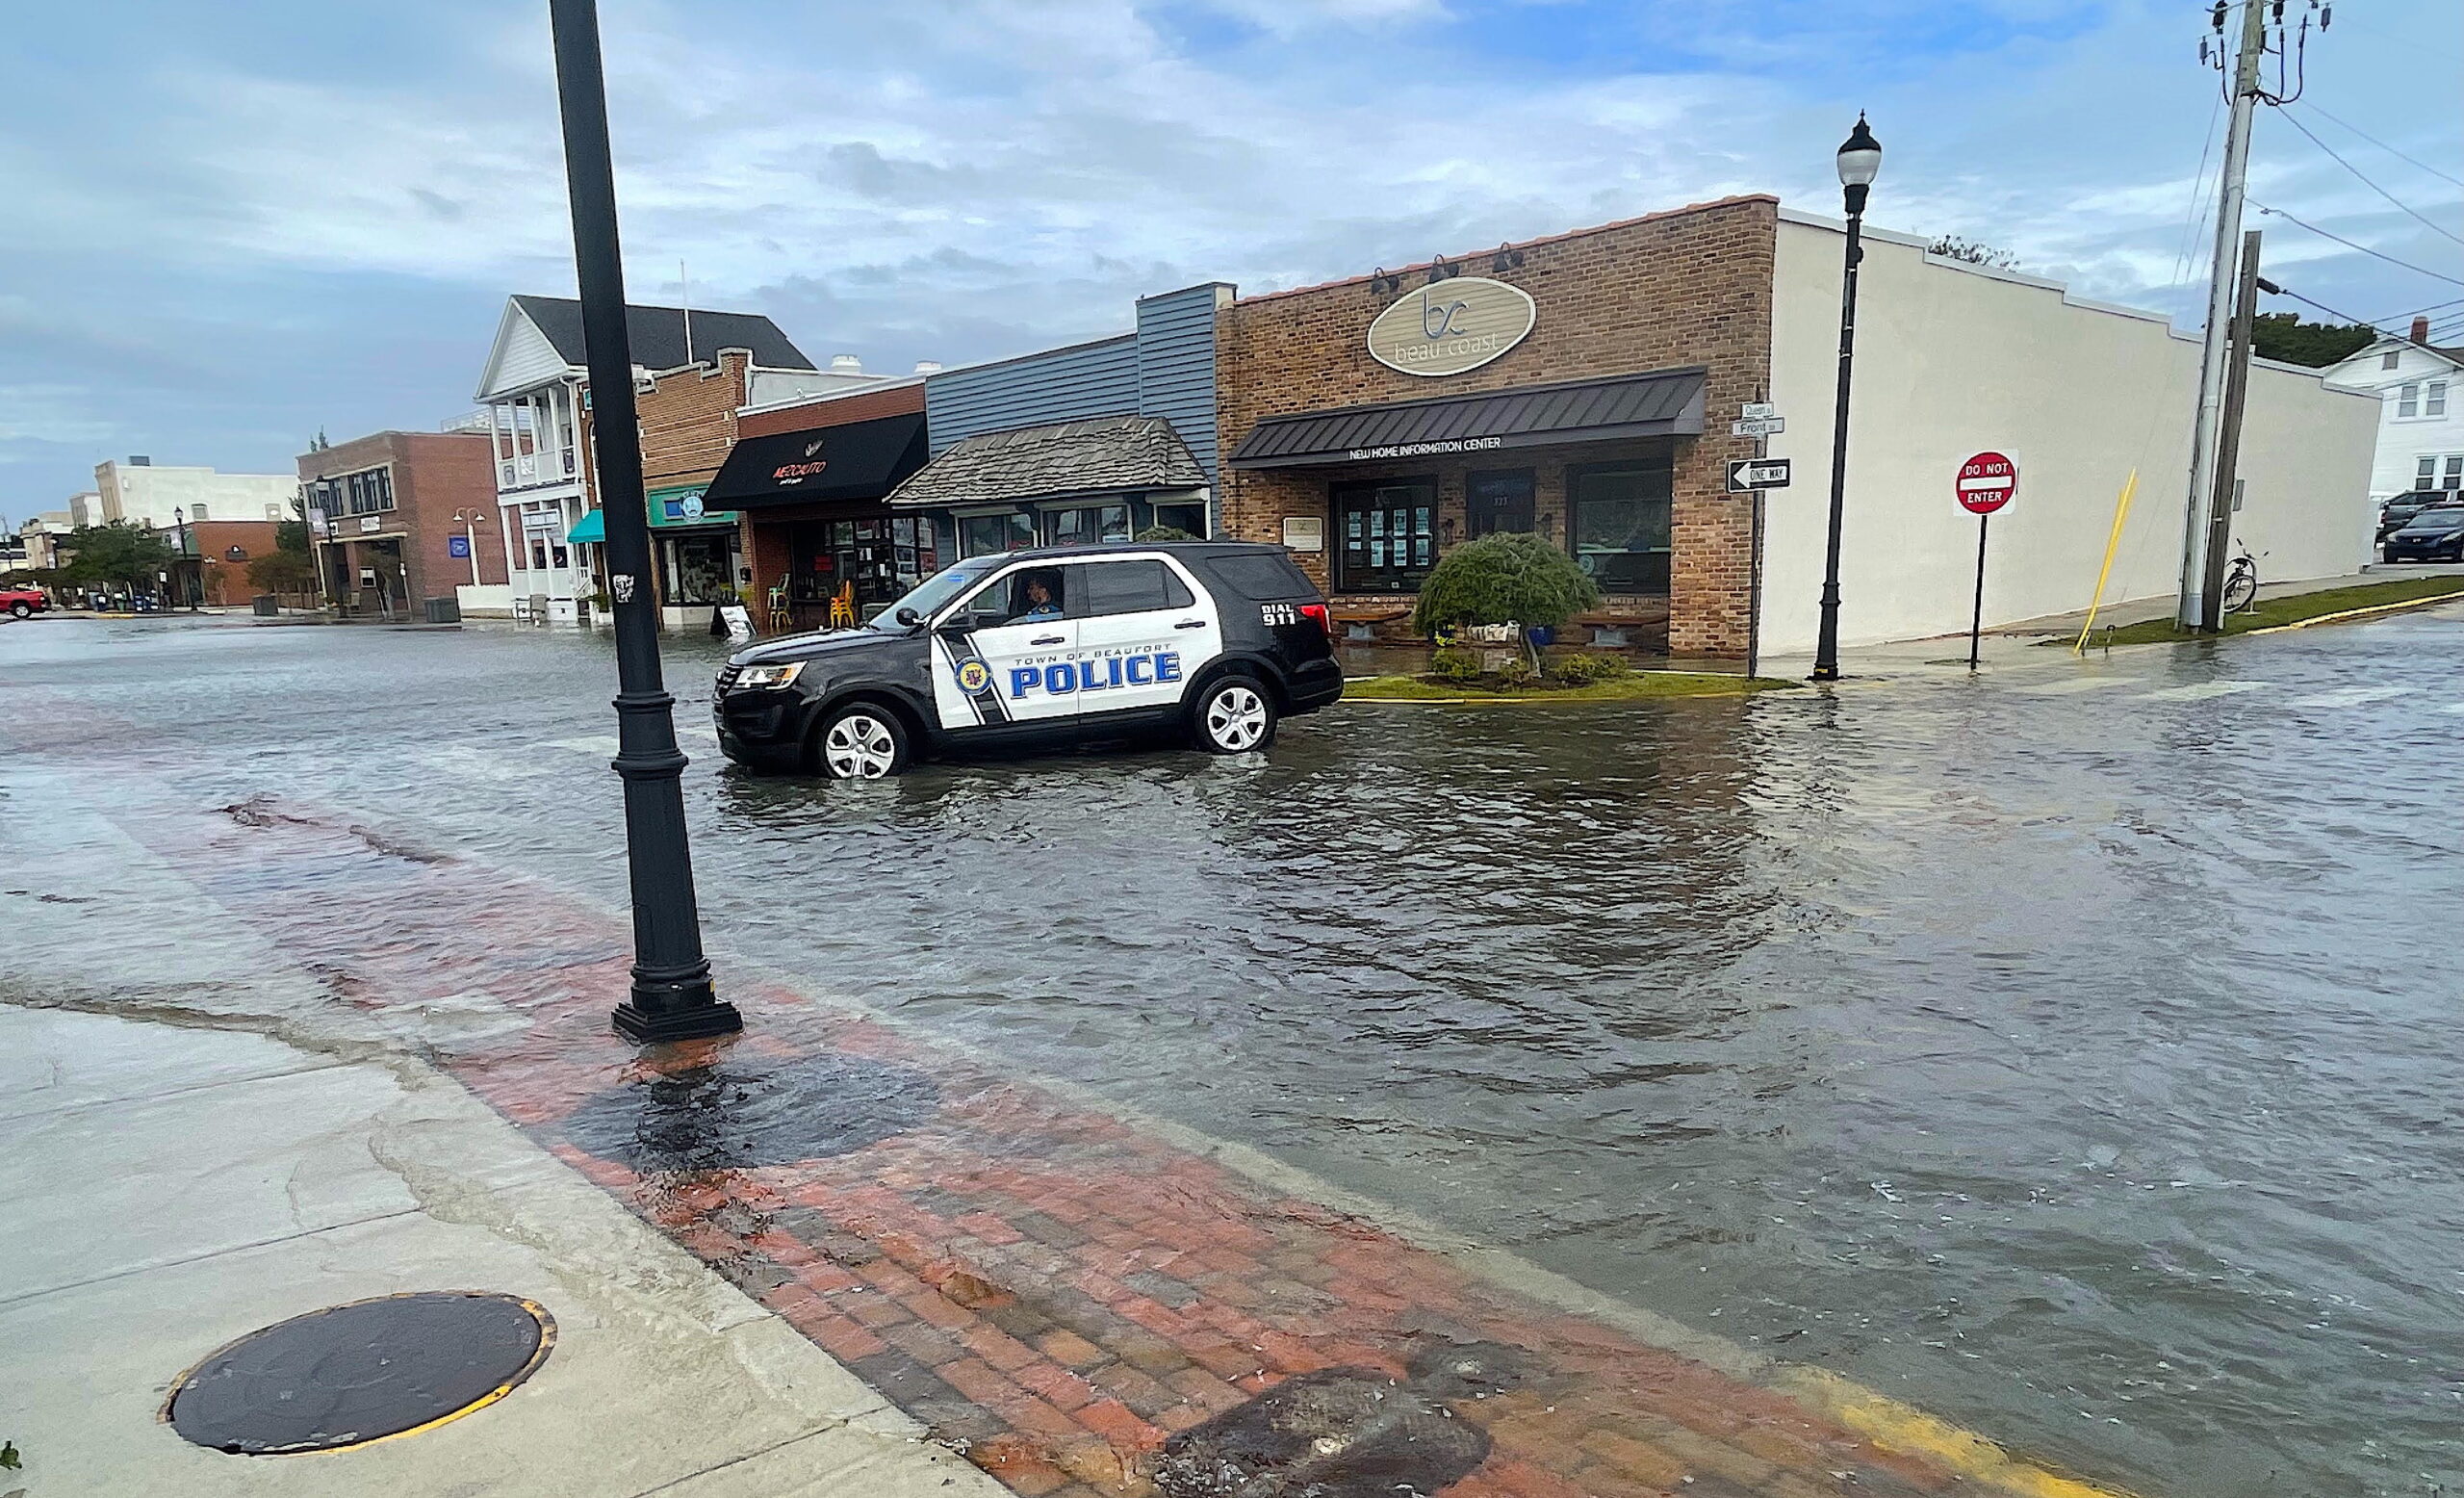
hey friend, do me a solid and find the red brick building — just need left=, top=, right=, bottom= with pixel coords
left=167, top=519, right=284, bottom=607
left=1216, top=195, right=1775, bottom=659
left=704, top=380, right=932, bottom=633
left=299, top=430, right=502, bottom=618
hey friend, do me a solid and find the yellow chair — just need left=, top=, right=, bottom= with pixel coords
left=827, top=582, right=857, bottom=630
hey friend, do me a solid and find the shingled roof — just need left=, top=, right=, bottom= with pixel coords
left=510, top=295, right=815, bottom=373
left=886, top=415, right=1204, bottom=507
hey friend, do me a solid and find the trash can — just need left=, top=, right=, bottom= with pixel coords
left=423, top=596, right=462, bottom=625
left=251, top=595, right=280, bottom=617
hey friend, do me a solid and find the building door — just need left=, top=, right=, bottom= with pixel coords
left=1069, top=556, right=1210, bottom=722
left=1467, top=470, right=1535, bottom=536
left=1333, top=478, right=1437, bottom=593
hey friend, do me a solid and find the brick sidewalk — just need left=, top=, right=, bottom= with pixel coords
left=118, top=788, right=2118, bottom=1498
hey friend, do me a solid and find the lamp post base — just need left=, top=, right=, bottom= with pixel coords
left=611, top=994, right=743, bottom=1044
left=1809, top=663, right=1841, bottom=683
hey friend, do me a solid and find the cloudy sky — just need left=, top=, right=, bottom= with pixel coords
left=4, top=0, right=2458, bottom=520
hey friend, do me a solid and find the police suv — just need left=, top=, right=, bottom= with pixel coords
left=713, top=542, right=1343, bottom=777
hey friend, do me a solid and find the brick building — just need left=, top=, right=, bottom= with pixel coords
left=166, top=518, right=285, bottom=607
left=1216, top=192, right=2375, bottom=664
left=299, top=430, right=502, bottom=619
left=1217, top=195, right=1774, bottom=659
left=704, top=379, right=932, bottom=634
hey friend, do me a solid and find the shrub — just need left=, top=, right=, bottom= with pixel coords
left=1550, top=652, right=1631, bottom=684
left=1496, top=655, right=1537, bottom=687
left=1427, top=647, right=1481, bottom=683
left=1411, top=532, right=1600, bottom=638
left=1136, top=525, right=1196, bottom=542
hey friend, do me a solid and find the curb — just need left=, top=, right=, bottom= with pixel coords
left=2243, top=588, right=2464, bottom=634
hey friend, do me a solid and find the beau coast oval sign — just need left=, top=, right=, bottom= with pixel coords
left=1367, top=277, right=1537, bottom=377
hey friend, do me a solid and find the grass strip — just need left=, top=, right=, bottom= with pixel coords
left=2041, top=576, right=2464, bottom=647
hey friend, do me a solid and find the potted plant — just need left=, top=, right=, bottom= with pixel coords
left=1410, top=532, right=1599, bottom=679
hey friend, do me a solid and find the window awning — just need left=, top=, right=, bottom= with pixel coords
left=1225, top=367, right=1707, bottom=470
left=567, top=509, right=604, bottom=544
left=703, top=412, right=929, bottom=510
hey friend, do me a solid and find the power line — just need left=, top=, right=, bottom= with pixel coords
left=2250, top=201, right=2464, bottom=287
left=2173, top=90, right=2228, bottom=286
left=2276, top=110, right=2464, bottom=248
left=2295, top=102, right=2464, bottom=190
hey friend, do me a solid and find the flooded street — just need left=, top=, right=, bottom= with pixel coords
left=5, top=609, right=2461, bottom=1497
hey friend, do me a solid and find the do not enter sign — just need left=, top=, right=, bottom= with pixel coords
left=1957, top=452, right=2017, bottom=514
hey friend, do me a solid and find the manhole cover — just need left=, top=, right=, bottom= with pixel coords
left=560, top=1050, right=939, bottom=1172
left=165, top=1291, right=554, bottom=1455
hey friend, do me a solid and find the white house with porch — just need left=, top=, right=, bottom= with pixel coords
left=471, top=295, right=862, bottom=622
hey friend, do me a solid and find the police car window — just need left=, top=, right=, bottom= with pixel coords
left=966, top=567, right=1064, bottom=625
left=1078, top=560, right=1194, bottom=617
left=1210, top=553, right=1315, bottom=600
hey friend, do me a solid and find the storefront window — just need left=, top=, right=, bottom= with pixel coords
left=793, top=515, right=932, bottom=607
left=960, top=511, right=1038, bottom=557
left=1149, top=502, right=1206, bottom=537
left=1335, top=478, right=1436, bottom=593
left=1569, top=458, right=1672, bottom=594
left=1468, top=470, right=1535, bottom=536
left=663, top=533, right=736, bottom=605
left=1046, top=504, right=1131, bottom=547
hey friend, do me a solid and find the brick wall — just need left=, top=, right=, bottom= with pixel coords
left=738, top=380, right=924, bottom=439
left=187, top=520, right=282, bottom=606
left=300, top=430, right=501, bottom=605
left=1215, top=194, right=1778, bottom=658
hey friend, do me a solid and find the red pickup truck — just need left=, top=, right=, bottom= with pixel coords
left=2, top=584, right=50, bottom=619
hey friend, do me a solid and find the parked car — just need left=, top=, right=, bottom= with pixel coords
left=714, top=542, right=1343, bottom=777
left=1, top=584, right=49, bottom=619
left=2381, top=504, right=2464, bottom=563
left=2379, top=489, right=2451, bottom=540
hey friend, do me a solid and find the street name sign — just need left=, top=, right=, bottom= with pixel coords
left=1732, top=416, right=1785, bottom=437
left=1726, top=458, right=1793, bottom=492
left=1740, top=401, right=1777, bottom=419
left=1957, top=451, right=2017, bottom=513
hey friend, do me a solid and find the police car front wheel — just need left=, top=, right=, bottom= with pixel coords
left=1194, top=676, right=1277, bottom=755
left=815, top=705, right=911, bottom=779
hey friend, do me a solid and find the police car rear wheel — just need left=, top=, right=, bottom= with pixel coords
left=1194, top=677, right=1275, bottom=754
left=817, top=707, right=908, bottom=779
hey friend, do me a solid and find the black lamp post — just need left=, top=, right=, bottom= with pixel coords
left=1810, top=113, right=1881, bottom=684
left=548, top=0, right=739, bottom=1044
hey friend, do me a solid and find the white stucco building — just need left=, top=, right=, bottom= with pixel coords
left=2319, top=322, right=2464, bottom=502
left=1758, top=212, right=2380, bottom=653
left=90, top=459, right=296, bottom=530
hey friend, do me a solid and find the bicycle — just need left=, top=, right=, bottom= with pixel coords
left=2220, top=540, right=2262, bottom=615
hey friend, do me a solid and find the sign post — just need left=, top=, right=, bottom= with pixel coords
left=1955, top=451, right=2016, bottom=669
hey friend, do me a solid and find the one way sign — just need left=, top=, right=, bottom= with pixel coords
left=1726, top=457, right=1792, bottom=493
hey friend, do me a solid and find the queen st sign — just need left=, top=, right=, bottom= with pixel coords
left=1367, top=277, right=1537, bottom=377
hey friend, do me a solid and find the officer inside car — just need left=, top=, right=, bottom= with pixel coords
left=1012, top=571, right=1063, bottom=621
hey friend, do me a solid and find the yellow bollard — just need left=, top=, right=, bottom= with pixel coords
left=2073, top=469, right=2140, bottom=654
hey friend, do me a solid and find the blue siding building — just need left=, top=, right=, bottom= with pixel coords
left=899, top=284, right=1235, bottom=558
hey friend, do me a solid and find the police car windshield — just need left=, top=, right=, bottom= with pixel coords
left=873, top=560, right=997, bottom=629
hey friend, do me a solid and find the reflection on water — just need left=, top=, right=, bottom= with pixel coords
left=5, top=612, right=2463, bottom=1497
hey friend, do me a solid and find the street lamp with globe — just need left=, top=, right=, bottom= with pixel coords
left=1810, top=114, right=1881, bottom=684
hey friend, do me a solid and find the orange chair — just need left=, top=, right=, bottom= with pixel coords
left=827, top=582, right=857, bottom=630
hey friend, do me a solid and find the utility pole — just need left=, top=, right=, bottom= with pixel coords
left=2199, top=231, right=2263, bottom=629
left=2178, top=0, right=2267, bottom=630
left=549, top=0, right=739, bottom=1045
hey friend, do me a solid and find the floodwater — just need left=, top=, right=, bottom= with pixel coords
left=5, top=608, right=2462, bottom=1497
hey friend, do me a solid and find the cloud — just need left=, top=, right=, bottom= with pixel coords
left=0, top=0, right=2455, bottom=506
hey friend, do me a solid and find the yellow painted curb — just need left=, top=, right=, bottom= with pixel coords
left=2243, top=588, right=2464, bottom=635
left=1773, top=1366, right=2143, bottom=1498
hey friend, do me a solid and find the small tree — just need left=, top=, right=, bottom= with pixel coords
left=1136, top=524, right=1196, bottom=542
left=59, top=521, right=174, bottom=594
left=2249, top=312, right=2375, bottom=369
left=1411, top=532, right=1599, bottom=675
left=247, top=550, right=317, bottom=602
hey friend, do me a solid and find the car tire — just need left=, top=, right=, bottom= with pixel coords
left=8, top=603, right=28, bottom=619
left=813, top=703, right=911, bottom=779
left=1192, top=674, right=1277, bottom=755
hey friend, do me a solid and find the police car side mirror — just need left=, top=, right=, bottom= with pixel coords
left=893, top=607, right=921, bottom=629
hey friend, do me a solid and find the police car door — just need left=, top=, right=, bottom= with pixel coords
left=1068, top=555, right=1219, bottom=722
left=930, top=564, right=1081, bottom=738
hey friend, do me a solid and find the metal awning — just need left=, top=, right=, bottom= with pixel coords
left=1226, top=367, right=1707, bottom=470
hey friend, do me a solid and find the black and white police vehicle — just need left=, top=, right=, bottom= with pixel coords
left=713, top=542, right=1343, bottom=777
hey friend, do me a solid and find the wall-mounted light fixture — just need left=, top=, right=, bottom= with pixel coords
left=1537, top=513, right=1557, bottom=540
left=1440, top=516, right=1459, bottom=544
left=1490, top=245, right=1525, bottom=273
left=1426, top=256, right=1459, bottom=285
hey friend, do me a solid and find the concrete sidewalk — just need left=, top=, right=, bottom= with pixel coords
left=1984, top=561, right=2464, bottom=638
left=0, top=1002, right=998, bottom=1498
